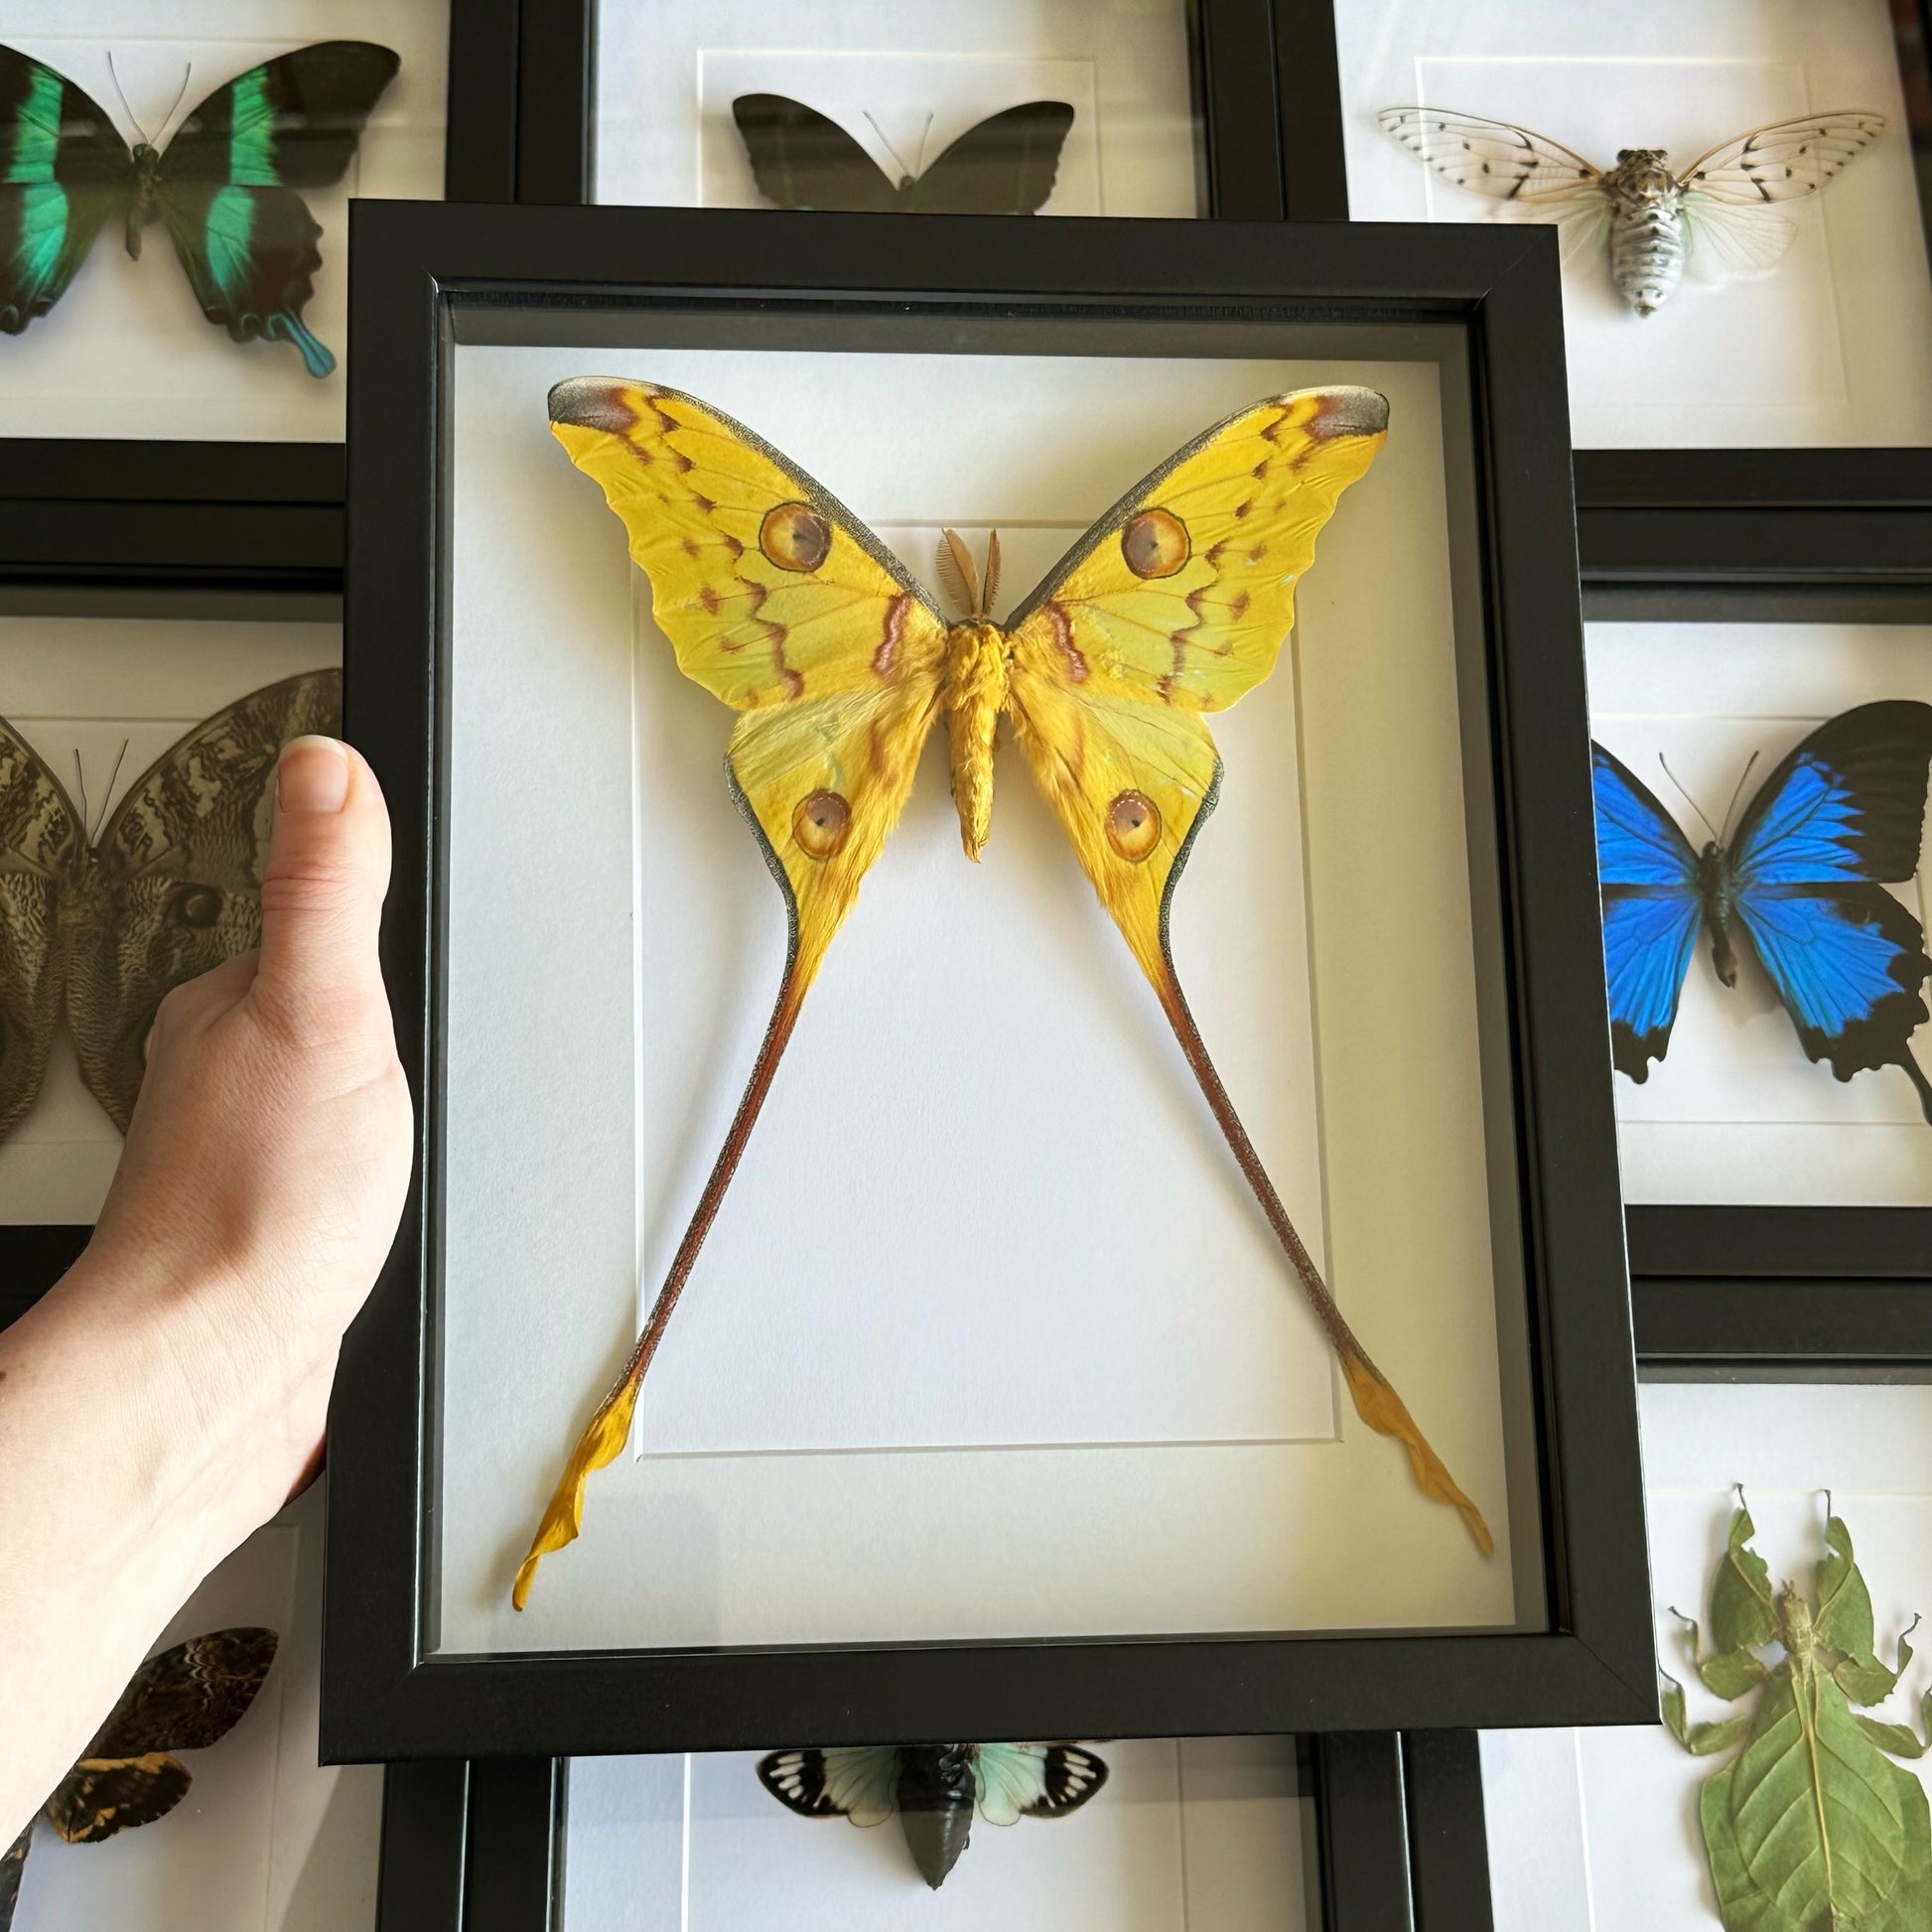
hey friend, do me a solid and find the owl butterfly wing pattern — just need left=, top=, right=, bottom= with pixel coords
left=1002, top=389, right=1490, bottom=1553
left=1589, top=743, right=1705, bottom=1081
left=902, top=101, right=1074, bottom=214
left=41, top=1627, right=277, bottom=1853
left=0, top=714, right=86, bottom=1141
left=1377, top=106, right=1611, bottom=266
left=731, top=94, right=902, bottom=211
left=1726, top=701, right=1932, bottom=1116
left=69, top=669, right=340, bottom=1133
left=0, top=45, right=130, bottom=337
left=518, top=379, right=950, bottom=1605
left=157, top=42, right=400, bottom=377
left=1677, top=112, right=1886, bottom=282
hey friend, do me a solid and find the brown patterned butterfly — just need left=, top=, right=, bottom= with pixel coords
left=0, top=668, right=339, bottom=1143
left=1, top=1628, right=278, bottom=1931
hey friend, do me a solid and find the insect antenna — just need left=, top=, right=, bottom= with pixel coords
left=1717, top=750, right=1760, bottom=844
left=1657, top=754, right=1723, bottom=844
left=104, top=51, right=151, bottom=144
left=90, top=740, right=129, bottom=844
left=936, top=529, right=979, bottom=619
left=981, top=530, right=1002, bottom=618
left=72, top=750, right=88, bottom=837
left=864, top=110, right=919, bottom=185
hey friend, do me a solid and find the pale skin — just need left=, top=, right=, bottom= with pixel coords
left=0, top=737, right=411, bottom=1842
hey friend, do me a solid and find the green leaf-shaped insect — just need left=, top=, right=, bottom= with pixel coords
left=1664, top=1495, right=1932, bottom=1932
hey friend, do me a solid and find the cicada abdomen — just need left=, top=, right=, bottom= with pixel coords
left=1602, top=149, right=1688, bottom=315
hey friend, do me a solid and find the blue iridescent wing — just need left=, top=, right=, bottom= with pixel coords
left=1591, top=743, right=1703, bottom=1079
left=1729, top=702, right=1932, bottom=1116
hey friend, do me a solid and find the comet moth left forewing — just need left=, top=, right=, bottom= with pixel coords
left=511, top=377, right=1494, bottom=1607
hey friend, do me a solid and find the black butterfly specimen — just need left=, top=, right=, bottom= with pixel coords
left=732, top=93, right=1074, bottom=213
left=757, top=1741, right=1108, bottom=1887
left=0, top=669, right=341, bottom=1143
left=0, top=42, right=399, bottom=375
left=1, top=1628, right=277, bottom=1932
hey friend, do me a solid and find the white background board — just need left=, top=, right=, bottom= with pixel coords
left=0, top=0, right=449, bottom=440
left=1335, top=0, right=1932, bottom=447
left=439, top=334, right=1522, bottom=1653
left=1587, top=621, right=1932, bottom=1205
left=0, top=617, right=342, bottom=1224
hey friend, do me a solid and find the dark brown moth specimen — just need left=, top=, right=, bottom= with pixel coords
left=1, top=1628, right=277, bottom=1931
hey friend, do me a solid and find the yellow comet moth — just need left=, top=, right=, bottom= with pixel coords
left=512, top=377, right=1493, bottom=1609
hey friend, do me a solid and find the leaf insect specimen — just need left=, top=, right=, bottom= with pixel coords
left=1664, top=1497, right=1931, bottom=1932
left=1379, top=106, right=1886, bottom=315
left=757, top=1742, right=1108, bottom=1888
left=1591, top=702, right=1932, bottom=1119
left=512, top=378, right=1494, bottom=1606
left=0, top=669, right=341, bottom=1143
left=732, top=94, right=1073, bottom=213
left=0, top=42, right=400, bottom=374
left=0, top=1627, right=277, bottom=1932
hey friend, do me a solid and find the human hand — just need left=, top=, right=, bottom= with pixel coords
left=78, top=734, right=412, bottom=1537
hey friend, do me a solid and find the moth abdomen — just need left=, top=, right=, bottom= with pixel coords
left=1608, top=202, right=1687, bottom=315
left=894, top=1746, right=978, bottom=1888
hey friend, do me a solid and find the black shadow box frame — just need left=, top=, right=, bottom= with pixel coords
left=325, top=197, right=1653, bottom=1761
left=0, top=0, right=519, bottom=603
left=1586, top=580, right=1932, bottom=1372
left=373, top=1733, right=1495, bottom=1932
left=1288, top=0, right=1932, bottom=548
left=513, top=0, right=1305, bottom=218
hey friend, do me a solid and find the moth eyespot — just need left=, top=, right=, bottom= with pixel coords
left=1120, top=508, right=1189, bottom=580
left=760, top=501, right=832, bottom=573
left=793, top=789, right=852, bottom=860
left=170, top=886, right=224, bottom=929
left=1105, top=790, right=1161, bottom=862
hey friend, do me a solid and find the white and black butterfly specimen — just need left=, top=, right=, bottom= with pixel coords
left=1378, top=107, right=1887, bottom=315
left=732, top=94, right=1074, bottom=213
left=756, top=1742, right=1108, bottom=1888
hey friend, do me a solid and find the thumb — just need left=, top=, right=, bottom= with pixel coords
left=254, top=736, right=392, bottom=1017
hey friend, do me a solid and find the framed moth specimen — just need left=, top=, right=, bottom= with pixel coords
left=376, top=1731, right=1495, bottom=1931
left=511, top=0, right=1294, bottom=218
left=325, top=199, right=1648, bottom=1760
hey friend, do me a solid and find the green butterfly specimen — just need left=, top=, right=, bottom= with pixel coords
left=0, top=1628, right=277, bottom=1932
left=1664, top=1495, right=1932, bottom=1932
left=0, top=41, right=398, bottom=376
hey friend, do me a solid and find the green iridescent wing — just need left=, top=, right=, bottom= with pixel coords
left=0, top=44, right=131, bottom=335
left=157, top=41, right=398, bottom=376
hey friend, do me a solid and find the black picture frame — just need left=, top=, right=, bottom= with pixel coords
left=0, top=0, right=520, bottom=603
left=325, top=196, right=1652, bottom=1761
left=1307, top=0, right=1932, bottom=531
left=1581, top=582, right=1932, bottom=1371
left=512, top=0, right=1298, bottom=218
left=373, top=1732, right=1495, bottom=1932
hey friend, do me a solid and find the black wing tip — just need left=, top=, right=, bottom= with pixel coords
left=1611, top=1024, right=1667, bottom=1082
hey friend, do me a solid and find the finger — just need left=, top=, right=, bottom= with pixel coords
left=255, top=737, right=392, bottom=1016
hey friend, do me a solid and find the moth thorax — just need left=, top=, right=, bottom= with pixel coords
left=942, top=621, right=1010, bottom=862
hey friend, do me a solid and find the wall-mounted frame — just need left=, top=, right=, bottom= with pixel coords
left=372, top=1732, right=1495, bottom=1932
left=1324, top=0, right=1932, bottom=529
left=324, top=196, right=1651, bottom=1762
left=512, top=0, right=1307, bottom=219
left=1582, top=585, right=1932, bottom=1370
left=0, top=0, right=519, bottom=600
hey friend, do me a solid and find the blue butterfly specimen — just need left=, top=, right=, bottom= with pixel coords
left=1592, top=701, right=1932, bottom=1119
left=0, top=41, right=398, bottom=376
left=757, top=1741, right=1108, bottom=1887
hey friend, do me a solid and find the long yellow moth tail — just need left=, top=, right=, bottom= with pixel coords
left=1155, top=975, right=1494, bottom=1556
left=513, top=973, right=808, bottom=1605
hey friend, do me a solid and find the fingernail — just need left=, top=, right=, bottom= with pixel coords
left=277, top=737, right=351, bottom=814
